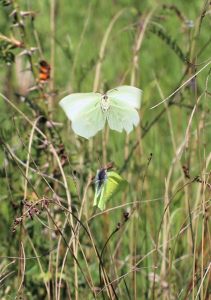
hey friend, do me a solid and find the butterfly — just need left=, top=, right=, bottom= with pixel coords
left=93, top=162, right=127, bottom=210
left=59, top=85, right=142, bottom=139
left=39, top=60, right=51, bottom=82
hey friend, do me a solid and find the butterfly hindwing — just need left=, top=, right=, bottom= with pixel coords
left=72, top=104, right=106, bottom=139
left=107, top=99, right=140, bottom=133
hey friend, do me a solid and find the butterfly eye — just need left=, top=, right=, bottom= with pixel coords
left=102, top=95, right=108, bottom=100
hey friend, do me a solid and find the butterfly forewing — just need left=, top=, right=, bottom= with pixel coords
left=60, top=93, right=100, bottom=120
left=60, top=92, right=106, bottom=138
left=107, top=85, right=142, bottom=109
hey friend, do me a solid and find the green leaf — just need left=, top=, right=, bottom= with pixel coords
left=94, top=171, right=127, bottom=210
left=67, top=176, right=77, bottom=197
left=0, top=147, right=5, bottom=167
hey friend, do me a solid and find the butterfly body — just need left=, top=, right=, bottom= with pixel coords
left=59, top=85, right=142, bottom=139
left=96, top=167, right=107, bottom=183
left=101, top=94, right=110, bottom=111
left=94, top=167, right=108, bottom=199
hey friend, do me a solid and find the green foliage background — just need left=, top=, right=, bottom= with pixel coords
left=0, top=0, right=210, bottom=299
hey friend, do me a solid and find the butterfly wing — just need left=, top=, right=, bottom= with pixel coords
left=59, top=93, right=106, bottom=139
left=107, top=85, right=142, bottom=109
left=107, top=99, right=140, bottom=133
left=106, top=85, right=142, bottom=133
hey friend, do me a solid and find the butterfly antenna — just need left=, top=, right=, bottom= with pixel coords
left=107, top=87, right=118, bottom=93
left=106, top=161, right=114, bottom=171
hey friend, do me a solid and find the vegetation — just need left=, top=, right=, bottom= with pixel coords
left=0, top=0, right=210, bottom=299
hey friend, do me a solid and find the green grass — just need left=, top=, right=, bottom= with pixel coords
left=0, top=0, right=210, bottom=299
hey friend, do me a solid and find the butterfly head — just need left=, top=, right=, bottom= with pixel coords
left=95, top=167, right=108, bottom=190
left=101, top=94, right=110, bottom=111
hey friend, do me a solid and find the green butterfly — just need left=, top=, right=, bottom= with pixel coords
left=93, top=166, right=127, bottom=210
left=59, top=85, right=142, bottom=139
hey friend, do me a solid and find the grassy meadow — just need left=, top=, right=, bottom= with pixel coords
left=0, top=0, right=211, bottom=299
